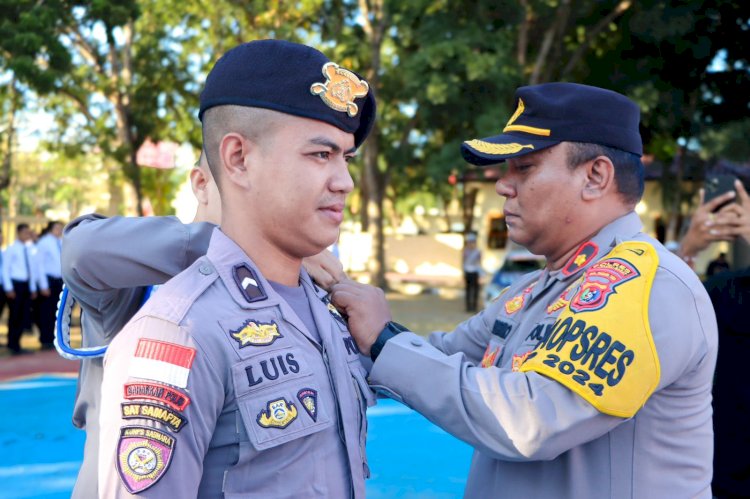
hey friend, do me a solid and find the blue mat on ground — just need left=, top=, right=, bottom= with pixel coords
left=0, top=375, right=471, bottom=498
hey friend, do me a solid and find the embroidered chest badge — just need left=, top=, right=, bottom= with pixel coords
left=117, top=426, right=175, bottom=494
left=297, top=388, right=318, bottom=422
left=512, top=351, right=533, bottom=372
left=545, top=291, right=569, bottom=314
left=547, top=278, right=584, bottom=314
left=324, top=297, right=347, bottom=326
left=504, top=294, right=524, bottom=314
left=504, top=282, right=536, bottom=315
left=310, top=62, right=369, bottom=117
left=257, top=398, right=298, bottom=429
left=480, top=345, right=501, bottom=368
left=570, top=258, right=640, bottom=313
left=230, top=319, right=282, bottom=347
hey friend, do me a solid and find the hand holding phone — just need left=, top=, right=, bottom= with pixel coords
left=703, top=173, right=737, bottom=212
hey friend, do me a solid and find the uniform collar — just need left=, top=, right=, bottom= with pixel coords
left=547, top=211, right=643, bottom=284
left=205, top=228, right=285, bottom=310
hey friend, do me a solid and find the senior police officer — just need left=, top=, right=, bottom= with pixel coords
left=332, top=82, right=717, bottom=498
left=97, top=39, right=375, bottom=497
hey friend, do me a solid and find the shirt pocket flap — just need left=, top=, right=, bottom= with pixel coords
left=231, top=347, right=333, bottom=451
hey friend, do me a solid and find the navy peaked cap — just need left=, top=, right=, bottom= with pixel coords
left=461, top=82, right=643, bottom=166
left=199, top=39, right=376, bottom=148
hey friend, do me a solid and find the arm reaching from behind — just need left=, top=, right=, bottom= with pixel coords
left=303, top=249, right=347, bottom=291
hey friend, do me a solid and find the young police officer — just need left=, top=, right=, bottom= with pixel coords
left=62, top=154, right=218, bottom=498
left=97, top=40, right=375, bottom=497
left=333, top=83, right=717, bottom=498
left=65, top=151, right=345, bottom=499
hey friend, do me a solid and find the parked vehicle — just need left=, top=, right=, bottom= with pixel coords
left=483, top=249, right=546, bottom=304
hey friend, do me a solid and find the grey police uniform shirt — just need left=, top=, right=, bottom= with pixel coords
left=62, top=214, right=215, bottom=499
left=369, top=212, right=717, bottom=498
left=98, top=228, right=374, bottom=498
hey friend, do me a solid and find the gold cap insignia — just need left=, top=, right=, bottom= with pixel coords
left=503, top=98, right=552, bottom=137
left=464, top=140, right=535, bottom=155
left=257, top=398, right=298, bottom=428
left=311, top=62, right=369, bottom=117
left=230, top=320, right=282, bottom=347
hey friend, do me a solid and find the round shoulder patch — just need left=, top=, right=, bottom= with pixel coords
left=519, top=241, right=661, bottom=418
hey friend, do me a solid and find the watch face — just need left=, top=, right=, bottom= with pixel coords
left=128, top=447, right=158, bottom=475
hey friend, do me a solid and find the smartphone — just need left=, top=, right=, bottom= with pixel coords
left=704, top=173, right=737, bottom=211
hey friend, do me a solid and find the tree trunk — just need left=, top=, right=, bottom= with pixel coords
left=359, top=162, right=370, bottom=231
left=463, top=187, right=479, bottom=234
left=358, top=0, right=387, bottom=288
left=129, top=150, right=145, bottom=216
left=363, top=130, right=387, bottom=288
left=0, top=78, right=20, bottom=191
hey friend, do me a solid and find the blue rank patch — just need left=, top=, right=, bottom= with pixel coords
left=491, top=319, right=513, bottom=339
left=297, top=388, right=319, bottom=422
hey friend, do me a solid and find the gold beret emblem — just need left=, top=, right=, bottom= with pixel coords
left=311, top=62, right=369, bottom=117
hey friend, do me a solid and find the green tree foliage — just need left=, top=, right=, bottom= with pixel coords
left=576, top=1, right=750, bottom=238
left=2, top=0, right=748, bottom=268
left=0, top=0, right=198, bottom=215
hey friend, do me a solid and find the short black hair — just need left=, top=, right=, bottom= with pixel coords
left=16, top=223, right=29, bottom=235
left=566, top=142, right=644, bottom=205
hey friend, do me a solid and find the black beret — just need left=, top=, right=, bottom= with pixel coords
left=199, top=39, right=376, bottom=148
left=461, top=82, right=643, bottom=166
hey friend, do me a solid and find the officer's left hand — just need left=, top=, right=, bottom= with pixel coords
left=331, top=280, right=391, bottom=357
left=303, top=249, right=346, bottom=291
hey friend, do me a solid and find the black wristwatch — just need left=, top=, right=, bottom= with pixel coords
left=370, top=321, right=409, bottom=361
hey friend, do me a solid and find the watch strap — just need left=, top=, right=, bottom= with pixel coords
left=371, top=321, right=408, bottom=361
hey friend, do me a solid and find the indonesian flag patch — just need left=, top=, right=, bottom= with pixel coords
left=128, top=339, right=196, bottom=389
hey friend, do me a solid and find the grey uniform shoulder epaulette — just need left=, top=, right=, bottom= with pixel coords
left=136, top=256, right=219, bottom=326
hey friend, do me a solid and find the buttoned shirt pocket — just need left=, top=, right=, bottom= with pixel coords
left=481, top=315, right=519, bottom=368
left=231, top=346, right=333, bottom=451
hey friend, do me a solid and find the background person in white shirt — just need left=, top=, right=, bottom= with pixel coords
left=462, top=232, right=482, bottom=312
left=35, top=221, right=64, bottom=349
left=2, top=223, right=49, bottom=354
